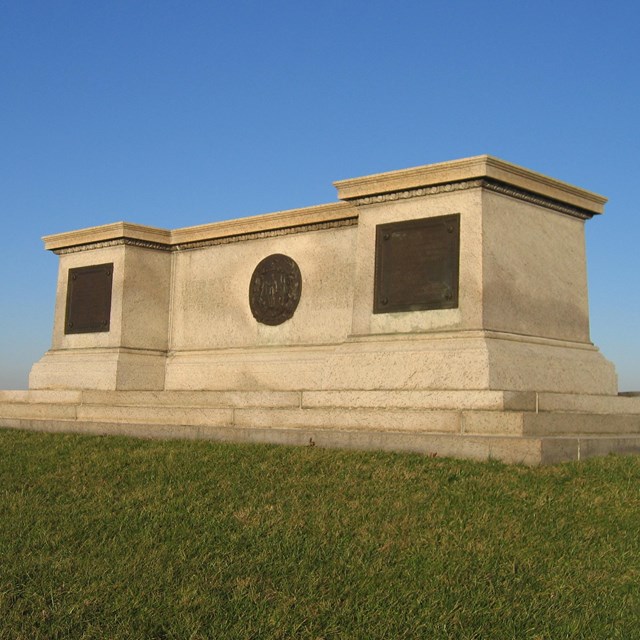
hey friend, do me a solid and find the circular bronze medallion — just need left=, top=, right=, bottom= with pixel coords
left=249, top=254, right=302, bottom=325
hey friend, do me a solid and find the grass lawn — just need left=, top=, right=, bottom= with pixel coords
left=1, top=428, right=639, bottom=639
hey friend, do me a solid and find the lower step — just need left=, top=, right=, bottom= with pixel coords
left=2, top=400, right=640, bottom=437
left=2, top=417, right=640, bottom=466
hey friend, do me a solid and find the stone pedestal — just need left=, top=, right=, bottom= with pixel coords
left=29, top=156, right=617, bottom=396
left=29, top=224, right=172, bottom=390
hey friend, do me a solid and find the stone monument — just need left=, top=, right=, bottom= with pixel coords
left=1, top=155, right=638, bottom=464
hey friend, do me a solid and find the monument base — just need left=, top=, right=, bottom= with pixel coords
left=29, top=331, right=617, bottom=396
left=1, top=388, right=639, bottom=465
left=29, top=347, right=167, bottom=391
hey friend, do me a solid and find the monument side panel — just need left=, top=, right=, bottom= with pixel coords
left=350, top=187, right=484, bottom=337
left=481, top=189, right=591, bottom=343
left=169, top=225, right=357, bottom=351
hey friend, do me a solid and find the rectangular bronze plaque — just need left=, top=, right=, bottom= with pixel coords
left=64, top=263, right=113, bottom=334
left=374, top=214, right=460, bottom=313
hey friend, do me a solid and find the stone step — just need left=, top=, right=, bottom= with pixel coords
left=0, top=390, right=82, bottom=404
left=300, top=390, right=536, bottom=411
left=536, top=392, right=640, bottom=414
left=0, top=402, right=78, bottom=420
left=2, top=387, right=640, bottom=467
left=81, top=390, right=301, bottom=408
left=76, top=404, right=234, bottom=427
left=4, top=389, right=640, bottom=416
left=2, top=416, right=640, bottom=466
left=2, top=396, right=640, bottom=437
left=522, top=412, right=640, bottom=436
left=0, top=389, right=535, bottom=410
left=0, top=400, right=531, bottom=434
left=234, top=407, right=461, bottom=433
left=0, top=389, right=301, bottom=408
left=71, top=404, right=464, bottom=433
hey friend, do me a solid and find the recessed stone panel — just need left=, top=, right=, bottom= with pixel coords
left=374, top=214, right=460, bottom=313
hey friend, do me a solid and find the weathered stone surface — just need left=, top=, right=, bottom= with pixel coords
left=301, top=390, right=536, bottom=411
left=81, top=390, right=301, bottom=408
left=537, top=392, right=640, bottom=414
left=234, top=407, right=461, bottom=433
left=523, top=412, right=640, bottom=436
left=76, top=404, right=234, bottom=427
left=0, top=403, right=77, bottom=420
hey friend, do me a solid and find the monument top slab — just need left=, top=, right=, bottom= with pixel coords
left=43, top=202, right=356, bottom=253
left=42, top=221, right=172, bottom=252
left=42, top=155, right=607, bottom=254
left=334, top=154, right=607, bottom=214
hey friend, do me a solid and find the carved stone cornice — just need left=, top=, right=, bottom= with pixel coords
left=53, top=237, right=171, bottom=255
left=482, top=179, right=593, bottom=220
left=334, top=155, right=606, bottom=214
left=173, top=217, right=357, bottom=251
left=350, top=179, right=483, bottom=206
left=349, top=178, right=594, bottom=220
left=53, top=217, right=358, bottom=255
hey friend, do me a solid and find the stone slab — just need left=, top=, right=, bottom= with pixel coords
left=43, top=222, right=172, bottom=252
left=577, top=436, right=640, bottom=460
left=76, top=404, right=234, bottom=427
left=3, top=415, right=640, bottom=465
left=234, top=407, right=461, bottom=433
left=0, top=390, right=83, bottom=404
left=81, top=390, right=301, bottom=408
left=462, top=411, right=525, bottom=435
left=523, top=412, right=640, bottom=436
left=0, top=419, right=549, bottom=465
left=537, top=392, right=640, bottom=414
left=301, top=390, right=536, bottom=411
left=0, top=403, right=77, bottom=420
left=334, top=155, right=606, bottom=214
left=0, top=419, right=200, bottom=440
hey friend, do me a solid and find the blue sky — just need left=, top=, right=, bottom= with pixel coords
left=1, top=0, right=638, bottom=390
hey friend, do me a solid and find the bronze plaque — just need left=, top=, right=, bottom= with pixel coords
left=64, top=263, right=113, bottom=334
left=249, top=254, right=302, bottom=326
left=374, top=214, right=460, bottom=313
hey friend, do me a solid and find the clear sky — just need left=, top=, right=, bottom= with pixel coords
left=1, top=0, right=639, bottom=391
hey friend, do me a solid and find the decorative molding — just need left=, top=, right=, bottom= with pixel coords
left=53, top=237, right=171, bottom=255
left=482, top=180, right=593, bottom=220
left=53, top=217, right=358, bottom=255
left=172, top=217, right=358, bottom=251
left=350, top=178, right=594, bottom=220
left=52, top=176, right=592, bottom=256
left=351, top=179, right=485, bottom=205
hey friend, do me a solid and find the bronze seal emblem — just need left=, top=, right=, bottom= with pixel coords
left=249, top=254, right=302, bottom=325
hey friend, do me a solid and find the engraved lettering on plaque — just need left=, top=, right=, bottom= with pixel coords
left=64, top=263, right=114, bottom=334
left=374, top=214, right=460, bottom=313
left=249, top=254, right=302, bottom=326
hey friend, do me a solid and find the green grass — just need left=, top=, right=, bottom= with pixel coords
left=1, top=429, right=639, bottom=639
